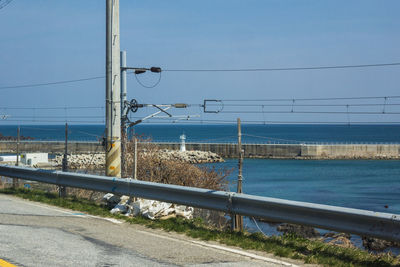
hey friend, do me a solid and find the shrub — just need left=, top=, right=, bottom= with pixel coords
left=124, top=138, right=230, bottom=191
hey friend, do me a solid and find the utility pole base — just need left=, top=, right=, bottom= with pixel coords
left=106, top=140, right=122, bottom=177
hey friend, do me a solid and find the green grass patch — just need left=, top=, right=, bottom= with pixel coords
left=1, top=188, right=399, bottom=267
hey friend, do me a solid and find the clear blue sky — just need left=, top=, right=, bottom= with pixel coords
left=1, top=0, right=399, bottom=124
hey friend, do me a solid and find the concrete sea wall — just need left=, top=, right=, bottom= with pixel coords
left=0, top=141, right=399, bottom=159
left=0, top=141, right=101, bottom=154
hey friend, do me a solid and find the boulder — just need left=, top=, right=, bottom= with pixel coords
left=277, top=223, right=320, bottom=238
left=362, top=237, right=392, bottom=251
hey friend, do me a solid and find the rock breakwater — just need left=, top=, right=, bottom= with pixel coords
left=157, top=150, right=224, bottom=164
left=52, top=150, right=224, bottom=169
left=53, top=153, right=105, bottom=169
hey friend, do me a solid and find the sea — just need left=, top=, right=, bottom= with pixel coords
left=1, top=124, right=400, bottom=248
left=1, top=124, right=400, bottom=144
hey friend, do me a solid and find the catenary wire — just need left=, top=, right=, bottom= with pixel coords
left=2, top=119, right=104, bottom=124
left=221, top=96, right=400, bottom=102
left=72, top=129, right=104, bottom=139
left=2, top=106, right=104, bottom=110
left=4, top=118, right=400, bottom=125
left=0, top=76, right=105, bottom=90
left=19, top=126, right=62, bottom=131
left=163, top=62, right=400, bottom=72
left=242, top=133, right=307, bottom=143
left=125, top=118, right=400, bottom=125
left=2, top=61, right=400, bottom=90
left=0, top=0, right=13, bottom=9
left=219, top=111, right=400, bottom=115
left=10, top=116, right=104, bottom=118
left=204, top=103, right=400, bottom=107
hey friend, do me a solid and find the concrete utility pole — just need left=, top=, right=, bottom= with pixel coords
left=106, top=0, right=121, bottom=177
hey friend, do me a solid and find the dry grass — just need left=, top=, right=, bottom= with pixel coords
left=124, top=139, right=231, bottom=190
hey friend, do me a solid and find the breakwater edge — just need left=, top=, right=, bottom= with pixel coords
left=1, top=141, right=399, bottom=160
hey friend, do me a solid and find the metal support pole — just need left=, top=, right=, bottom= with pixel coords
left=13, top=126, right=20, bottom=188
left=106, top=0, right=121, bottom=177
left=121, top=51, right=127, bottom=116
left=134, top=136, right=137, bottom=180
left=59, top=123, right=68, bottom=197
left=16, top=126, right=19, bottom=166
left=235, top=118, right=244, bottom=231
left=120, top=50, right=127, bottom=177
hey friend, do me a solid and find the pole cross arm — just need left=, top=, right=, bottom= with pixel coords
left=123, top=100, right=193, bottom=126
left=121, top=66, right=162, bottom=73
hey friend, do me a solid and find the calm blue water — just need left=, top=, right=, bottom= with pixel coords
left=216, top=158, right=400, bottom=252
left=0, top=124, right=400, bottom=143
left=218, top=159, right=400, bottom=215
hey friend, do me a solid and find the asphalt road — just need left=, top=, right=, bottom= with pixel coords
left=0, top=194, right=301, bottom=267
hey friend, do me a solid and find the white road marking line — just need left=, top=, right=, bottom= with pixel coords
left=191, top=240, right=299, bottom=267
left=86, top=214, right=124, bottom=224
left=135, top=229, right=298, bottom=266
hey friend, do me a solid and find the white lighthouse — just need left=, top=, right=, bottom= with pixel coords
left=180, top=134, right=186, bottom=152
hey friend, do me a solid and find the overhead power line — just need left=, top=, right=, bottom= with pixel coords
left=1, top=106, right=104, bottom=110
left=10, top=116, right=104, bottom=119
left=2, top=119, right=104, bottom=124
left=164, top=62, right=400, bottom=72
left=221, top=96, right=400, bottom=102
left=205, top=103, right=400, bottom=107
left=202, top=96, right=400, bottom=114
left=1, top=61, right=400, bottom=90
left=220, top=111, right=400, bottom=115
left=0, top=0, right=13, bottom=9
left=0, top=76, right=105, bottom=90
left=126, top=118, right=400, bottom=125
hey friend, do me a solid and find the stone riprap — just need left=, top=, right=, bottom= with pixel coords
left=52, top=150, right=224, bottom=169
left=53, top=153, right=105, bottom=169
left=156, top=150, right=224, bottom=164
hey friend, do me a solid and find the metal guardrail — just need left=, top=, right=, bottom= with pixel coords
left=0, top=165, right=399, bottom=242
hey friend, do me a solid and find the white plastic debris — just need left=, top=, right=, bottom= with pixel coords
left=110, top=204, right=128, bottom=214
left=101, top=193, right=120, bottom=208
left=106, top=195, right=193, bottom=220
left=110, top=195, right=131, bottom=214
left=136, top=199, right=193, bottom=220
left=175, top=205, right=194, bottom=220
